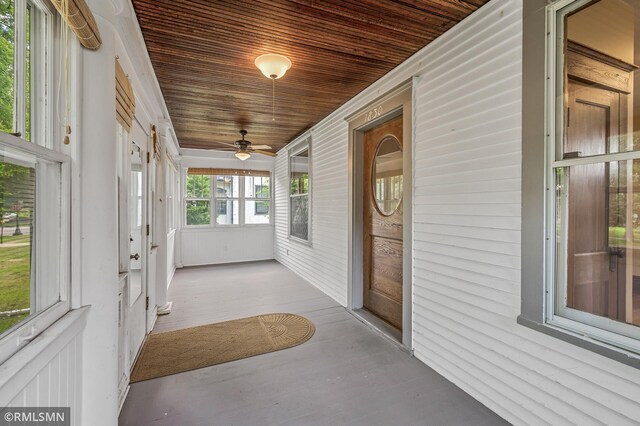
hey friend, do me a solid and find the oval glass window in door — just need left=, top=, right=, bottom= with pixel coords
left=372, top=135, right=403, bottom=215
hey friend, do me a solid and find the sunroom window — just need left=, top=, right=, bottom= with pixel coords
left=548, top=0, right=640, bottom=352
left=184, top=170, right=271, bottom=227
left=289, top=142, right=310, bottom=242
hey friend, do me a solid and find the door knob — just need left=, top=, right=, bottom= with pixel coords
left=130, top=253, right=140, bottom=260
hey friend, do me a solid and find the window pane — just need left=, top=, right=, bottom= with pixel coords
left=290, top=195, right=308, bottom=240
left=24, top=2, right=30, bottom=141
left=245, top=176, right=270, bottom=198
left=561, top=0, right=640, bottom=158
left=186, top=175, right=210, bottom=199
left=245, top=200, right=270, bottom=224
left=186, top=200, right=210, bottom=226
left=215, top=199, right=238, bottom=225
left=290, top=149, right=309, bottom=195
left=0, top=0, right=15, bottom=135
left=0, top=149, right=61, bottom=336
left=556, top=159, right=640, bottom=328
left=215, top=175, right=239, bottom=198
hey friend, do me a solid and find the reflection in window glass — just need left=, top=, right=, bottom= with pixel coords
left=290, top=195, right=308, bottom=240
left=554, top=0, right=640, bottom=335
left=556, top=160, right=640, bottom=327
left=0, top=0, right=16, bottom=135
left=0, top=160, right=34, bottom=334
left=290, top=149, right=309, bottom=195
left=290, top=146, right=310, bottom=240
left=24, top=3, right=30, bottom=141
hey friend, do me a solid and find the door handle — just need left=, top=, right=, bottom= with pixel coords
left=130, top=253, right=140, bottom=260
left=609, top=247, right=624, bottom=272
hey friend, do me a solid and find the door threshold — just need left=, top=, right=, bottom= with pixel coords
left=350, top=308, right=407, bottom=352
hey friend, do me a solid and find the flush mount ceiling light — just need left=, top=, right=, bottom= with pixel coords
left=255, top=54, right=292, bottom=79
left=255, top=53, right=292, bottom=121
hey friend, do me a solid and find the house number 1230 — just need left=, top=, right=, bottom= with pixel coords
left=365, top=106, right=383, bottom=122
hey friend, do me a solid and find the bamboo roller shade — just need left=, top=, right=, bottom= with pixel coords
left=51, top=0, right=101, bottom=50
left=187, top=168, right=270, bottom=177
left=116, top=59, right=135, bottom=130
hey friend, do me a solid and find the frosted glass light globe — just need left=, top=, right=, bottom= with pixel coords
left=255, top=54, right=292, bottom=79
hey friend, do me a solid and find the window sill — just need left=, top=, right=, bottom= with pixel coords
left=517, top=315, right=640, bottom=370
left=288, top=235, right=312, bottom=247
left=0, top=307, right=89, bottom=403
left=183, top=225, right=274, bottom=232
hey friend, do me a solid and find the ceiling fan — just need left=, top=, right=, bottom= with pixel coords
left=228, top=130, right=275, bottom=161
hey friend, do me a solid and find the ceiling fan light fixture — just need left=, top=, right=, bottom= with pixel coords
left=254, top=54, right=292, bottom=79
left=235, top=150, right=251, bottom=161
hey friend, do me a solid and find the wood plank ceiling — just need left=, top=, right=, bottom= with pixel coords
left=132, top=0, right=489, bottom=152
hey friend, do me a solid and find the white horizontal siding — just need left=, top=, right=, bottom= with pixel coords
left=412, top=1, right=640, bottom=425
left=273, top=0, right=640, bottom=424
left=275, top=116, right=350, bottom=305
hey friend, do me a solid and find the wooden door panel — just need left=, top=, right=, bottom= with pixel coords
left=363, top=115, right=403, bottom=330
left=566, top=78, right=621, bottom=319
left=370, top=236, right=403, bottom=302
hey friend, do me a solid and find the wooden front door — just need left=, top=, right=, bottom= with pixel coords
left=566, top=79, right=626, bottom=319
left=363, top=115, right=404, bottom=329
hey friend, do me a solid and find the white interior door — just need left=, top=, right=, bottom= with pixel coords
left=129, top=124, right=148, bottom=365
left=146, top=141, right=158, bottom=332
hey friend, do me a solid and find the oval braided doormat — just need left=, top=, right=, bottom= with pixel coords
left=130, top=313, right=315, bottom=383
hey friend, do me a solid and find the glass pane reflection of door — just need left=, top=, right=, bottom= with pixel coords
left=129, top=142, right=143, bottom=304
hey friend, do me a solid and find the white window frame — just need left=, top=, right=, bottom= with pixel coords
left=7, top=0, right=52, bottom=147
left=0, top=134, right=71, bottom=364
left=184, top=173, right=212, bottom=228
left=243, top=175, right=272, bottom=226
left=213, top=175, right=241, bottom=227
left=544, top=0, right=640, bottom=355
left=166, top=160, right=178, bottom=233
left=288, top=137, right=312, bottom=244
left=183, top=171, right=273, bottom=228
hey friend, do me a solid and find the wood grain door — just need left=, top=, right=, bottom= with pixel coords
left=566, top=79, right=625, bottom=319
left=363, top=115, right=403, bottom=329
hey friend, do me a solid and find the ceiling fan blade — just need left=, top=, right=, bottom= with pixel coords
left=215, top=141, right=239, bottom=148
left=250, top=145, right=272, bottom=150
left=253, top=149, right=277, bottom=157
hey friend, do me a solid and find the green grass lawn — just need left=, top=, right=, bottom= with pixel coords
left=0, top=237, right=31, bottom=334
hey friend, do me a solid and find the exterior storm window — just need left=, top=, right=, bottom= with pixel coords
left=289, top=141, right=310, bottom=241
left=184, top=172, right=271, bottom=227
left=547, top=0, right=640, bottom=352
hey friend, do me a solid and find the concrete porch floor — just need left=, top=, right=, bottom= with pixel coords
left=118, top=260, right=508, bottom=426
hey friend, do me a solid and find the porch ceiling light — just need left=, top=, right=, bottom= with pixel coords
left=255, top=53, right=292, bottom=121
left=235, top=150, right=251, bottom=161
left=254, top=54, right=292, bottom=80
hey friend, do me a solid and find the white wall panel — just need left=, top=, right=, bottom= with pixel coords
left=180, top=152, right=275, bottom=267
left=0, top=309, right=86, bottom=425
left=273, top=0, right=640, bottom=424
left=275, top=117, right=350, bottom=305
left=167, top=230, right=176, bottom=286
left=181, top=227, right=274, bottom=266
